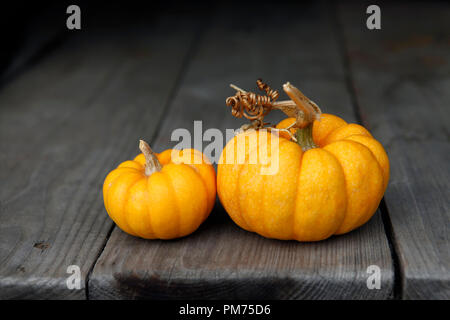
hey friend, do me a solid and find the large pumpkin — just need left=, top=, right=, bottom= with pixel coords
left=103, top=140, right=216, bottom=239
left=217, top=114, right=389, bottom=241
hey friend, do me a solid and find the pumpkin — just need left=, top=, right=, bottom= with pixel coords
left=103, top=140, right=216, bottom=239
left=218, top=82, right=389, bottom=241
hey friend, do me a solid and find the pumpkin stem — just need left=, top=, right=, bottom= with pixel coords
left=277, top=82, right=321, bottom=128
left=226, top=80, right=321, bottom=151
left=139, top=140, right=162, bottom=176
left=226, top=80, right=321, bottom=130
left=295, top=123, right=317, bottom=151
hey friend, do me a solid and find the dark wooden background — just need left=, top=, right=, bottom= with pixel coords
left=0, top=0, right=448, bottom=299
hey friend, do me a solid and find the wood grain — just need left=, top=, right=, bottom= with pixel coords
left=338, top=2, right=450, bottom=299
left=0, top=9, right=199, bottom=299
left=89, top=2, right=394, bottom=299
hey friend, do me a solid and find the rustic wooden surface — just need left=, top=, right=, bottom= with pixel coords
left=88, top=2, right=394, bottom=300
left=338, top=2, right=450, bottom=299
left=0, top=8, right=199, bottom=299
left=0, top=1, right=448, bottom=299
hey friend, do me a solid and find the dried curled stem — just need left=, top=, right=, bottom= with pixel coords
left=226, top=79, right=321, bottom=130
left=225, top=79, right=278, bottom=126
left=256, top=78, right=279, bottom=101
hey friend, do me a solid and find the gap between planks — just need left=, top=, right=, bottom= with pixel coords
left=84, top=7, right=213, bottom=300
left=330, top=1, right=402, bottom=299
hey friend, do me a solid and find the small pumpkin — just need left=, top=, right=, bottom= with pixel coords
left=103, top=140, right=216, bottom=239
left=218, top=81, right=389, bottom=241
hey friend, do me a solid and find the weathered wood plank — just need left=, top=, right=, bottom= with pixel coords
left=0, top=9, right=199, bottom=299
left=338, top=1, right=450, bottom=299
left=89, top=2, right=394, bottom=299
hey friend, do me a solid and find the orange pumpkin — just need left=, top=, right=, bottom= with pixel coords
left=103, top=140, right=216, bottom=239
left=217, top=113, right=389, bottom=241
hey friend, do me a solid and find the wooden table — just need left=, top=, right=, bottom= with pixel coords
left=0, top=1, right=448, bottom=299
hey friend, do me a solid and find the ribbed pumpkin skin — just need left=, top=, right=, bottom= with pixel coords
left=103, top=149, right=216, bottom=239
left=217, top=114, right=389, bottom=241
